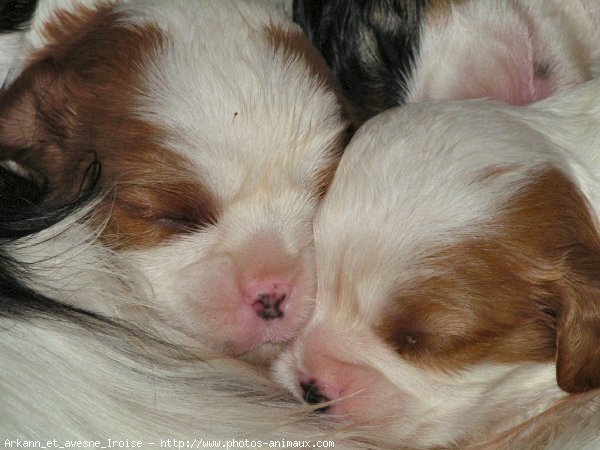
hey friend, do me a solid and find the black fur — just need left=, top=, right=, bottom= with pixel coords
left=0, top=0, right=39, bottom=33
left=0, top=159, right=102, bottom=319
left=293, top=0, right=426, bottom=120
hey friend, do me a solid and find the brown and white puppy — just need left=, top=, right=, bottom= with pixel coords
left=274, top=80, right=600, bottom=447
left=293, top=0, right=600, bottom=119
left=0, top=194, right=364, bottom=443
left=0, top=0, right=367, bottom=442
left=0, top=0, right=350, bottom=358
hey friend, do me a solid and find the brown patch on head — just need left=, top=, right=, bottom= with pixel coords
left=425, top=0, right=467, bottom=25
left=263, top=23, right=356, bottom=197
left=378, top=167, right=600, bottom=393
left=101, top=160, right=218, bottom=249
left=0, top=5, right=218, bottom=249
left=265, top=24, right=360, bottom=196
left=263, top=23, right=340, bottom=99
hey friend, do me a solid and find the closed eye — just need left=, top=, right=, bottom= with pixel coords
left=153, top=213, right=212, bottom=232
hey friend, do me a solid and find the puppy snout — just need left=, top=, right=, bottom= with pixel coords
left=298, top=372, right=336, bottom=413
left=300, top=379, right=331, bottom=412
left=244, top=281, right=292, bottom=320
left=253, top=292, right=285, bottom=319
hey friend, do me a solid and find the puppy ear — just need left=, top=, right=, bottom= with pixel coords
left=0, top=59, right=73, bottom=192
left=292, top=0, right=321, bottom=42
left=555, top=243, right=600, bottom=393
left=506, top=169, right=600, bottom=393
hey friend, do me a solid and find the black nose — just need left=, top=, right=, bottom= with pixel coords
left=254, top=293, right=285, bottom=320
left=300, top=379, right=330, bottom=413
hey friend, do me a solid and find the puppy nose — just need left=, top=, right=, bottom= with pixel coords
left=301, top=379, right=330, bottom=409
left=243, top=281, right=292, bottom=320
left=299, top=377, right=331, bottom=413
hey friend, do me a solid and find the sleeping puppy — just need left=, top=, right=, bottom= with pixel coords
left=0, top=173, right=366, bottom=443
left=0, top=0, right=350, bottom=358
left=293, top=0, right=600, bottom=119
left=274, top=80, right=600, bottom=447
left=0, top=0, right=365, bottom=439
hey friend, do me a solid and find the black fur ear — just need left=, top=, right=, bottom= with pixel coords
left=0, top=0, right=39, bottom=33
left=0, top=160, right=47, bottom=212
left=292, top=0, right=322, bottom=42
left=292, top=0, right=425, bottom=120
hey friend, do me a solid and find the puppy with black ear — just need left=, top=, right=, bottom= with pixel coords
left=0, top=0, right=365, bottom=439
left=0, top=0, right=351, bottom=360
left=294, top=0, right=600, bottom=119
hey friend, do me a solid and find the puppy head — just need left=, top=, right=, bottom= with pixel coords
left=294, top=0, right=598, bottom=119
left=408, top=0, right=596, bottom=105
left=0, top=0, right=350, bottom=356
left=274, top=90, right=600, bottom=446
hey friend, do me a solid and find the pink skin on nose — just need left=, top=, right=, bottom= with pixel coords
left=242, top=280, right=294, bottom=320
left=294, top=329, right=412, bottom=418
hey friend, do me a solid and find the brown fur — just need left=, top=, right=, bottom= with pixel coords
left=426, top=0, right=468, bottom=25
left=0, top=5, right=218, bottom=249
left=263, top=23, right=339, bottom=94
left=263, top=22, right=358, bottom=188
left=378, top=167, right=600, bottom=392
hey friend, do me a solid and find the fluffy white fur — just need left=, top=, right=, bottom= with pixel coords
left=0, top=0, right=357, bottom=444
left=274, top=80, right=600, bottom=447
left=407, top=0, right=600, bottom=105
left=1, top=210, right=369, bottom=443
left=0, top=0, right=348, bottom=358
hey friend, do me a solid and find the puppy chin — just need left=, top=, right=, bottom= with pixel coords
left=175, top=285, right=315, bottom=358
left=241, top=342, right=287, bottom=365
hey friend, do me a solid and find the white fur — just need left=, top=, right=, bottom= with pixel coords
left=120, top=0, right=343, bottom=355
left=407, top=0, right=600, bottom=104
left=274, top=80, right=600, bottom=447
left=0, top=0, right=353, bottom=444
left=0, top=213, right=368, bottom=445
left=0, top=0, right=347, bottom=357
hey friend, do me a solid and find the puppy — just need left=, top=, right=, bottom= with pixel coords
left=0, top=0, right=368, bottom=439
left=293, top=0, right=600, bottom=119
left=0, top=174, right=367, bottom=443
left=274, top=80, right=600, bottom=447
left=0, top=0, right=350, bottom=358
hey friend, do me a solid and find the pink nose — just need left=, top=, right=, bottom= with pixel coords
left=243, top=281, right=293, bottom=320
